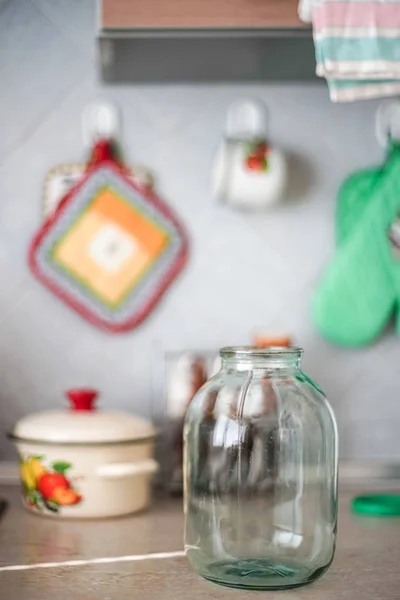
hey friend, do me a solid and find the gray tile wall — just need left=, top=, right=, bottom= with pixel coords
left=0, top=0, right=397, bottom=461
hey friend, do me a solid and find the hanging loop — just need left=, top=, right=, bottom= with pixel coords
left=376, top=99, right=400, bottom=148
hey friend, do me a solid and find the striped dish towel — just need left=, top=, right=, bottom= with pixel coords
left=303, top=0, right=400, bottom=102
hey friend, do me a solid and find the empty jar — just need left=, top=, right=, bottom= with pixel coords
left=184, top=346, right=338, bottom=590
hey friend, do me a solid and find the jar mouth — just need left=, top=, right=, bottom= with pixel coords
left=220, top=346, right=303, bottom=360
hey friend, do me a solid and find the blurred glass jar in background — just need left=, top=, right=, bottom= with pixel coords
left=184, top=346, right=338, bottom=591
left=167, top=354, right=208, bottom=495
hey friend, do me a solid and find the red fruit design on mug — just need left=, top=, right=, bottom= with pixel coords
left=245, top=141, right=269, bottom=172
left=246, top=156, right=268, bottom=172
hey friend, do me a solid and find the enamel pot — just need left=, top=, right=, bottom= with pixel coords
left=8, top=389, right=158, bottom=518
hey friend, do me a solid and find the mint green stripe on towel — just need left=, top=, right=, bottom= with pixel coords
left=328, top=78, right=398, bottom=89
left=316, top=37, right=400, bottom=62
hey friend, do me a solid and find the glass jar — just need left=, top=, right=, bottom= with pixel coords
left=184, top=347, right=338, bottom=591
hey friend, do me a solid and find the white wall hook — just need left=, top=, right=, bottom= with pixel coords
left=376, top=99, right=400, bottom=148
left=225, top=98, right=269, bottom=140
left=82, top=100, right=120, bottom=146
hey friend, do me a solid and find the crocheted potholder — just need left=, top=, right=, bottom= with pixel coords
left=29, top=140, right=188, bottom=333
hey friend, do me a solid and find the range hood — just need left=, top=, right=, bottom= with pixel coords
left=97, top=0, right=315, bottom=83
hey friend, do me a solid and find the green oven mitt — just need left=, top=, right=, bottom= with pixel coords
left=336, top=151, right=400, bottom=339
left=336, top=166, right=382, bottom=245
left=312, top=143, right=400, bottom=346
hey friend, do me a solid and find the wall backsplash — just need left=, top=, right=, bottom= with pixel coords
left=0, top=0, right=398, bottom=462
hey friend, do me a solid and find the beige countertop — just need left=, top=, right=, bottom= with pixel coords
left=0, top=485, right=399, bottom=599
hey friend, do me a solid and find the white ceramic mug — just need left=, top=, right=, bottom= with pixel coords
left=211, top=99, right=287, bottom=210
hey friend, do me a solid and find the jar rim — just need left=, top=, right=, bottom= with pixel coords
left=220, top=346, right=303, bottom=359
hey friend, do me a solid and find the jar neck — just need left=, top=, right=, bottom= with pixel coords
left=221, top=357, right=301, bottom=373
left=220, top=346, right=303, bottom=373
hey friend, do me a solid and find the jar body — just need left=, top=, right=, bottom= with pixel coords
left=184, top=348, right=338, bottom=590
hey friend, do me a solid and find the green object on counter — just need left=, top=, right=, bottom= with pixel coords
left=312, top=142, right=400, bottom=346
left=352, top=494, right=400, bottom=516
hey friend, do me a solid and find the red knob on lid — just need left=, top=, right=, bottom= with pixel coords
left=66, top=389, right=98, bottom=411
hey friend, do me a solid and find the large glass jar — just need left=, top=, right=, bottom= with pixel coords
left=184, top=347, right=338, bottom=590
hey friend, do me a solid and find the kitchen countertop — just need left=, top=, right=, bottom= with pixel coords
left=0, top=485, right=399, bottom=599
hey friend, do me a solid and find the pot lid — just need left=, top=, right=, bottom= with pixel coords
left=11, top=389, right=156, bottom=445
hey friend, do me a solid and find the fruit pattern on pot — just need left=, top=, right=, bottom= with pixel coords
left=20, top=455, right=82, bottom=513
left=244, top=141, right=270, bottom=173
